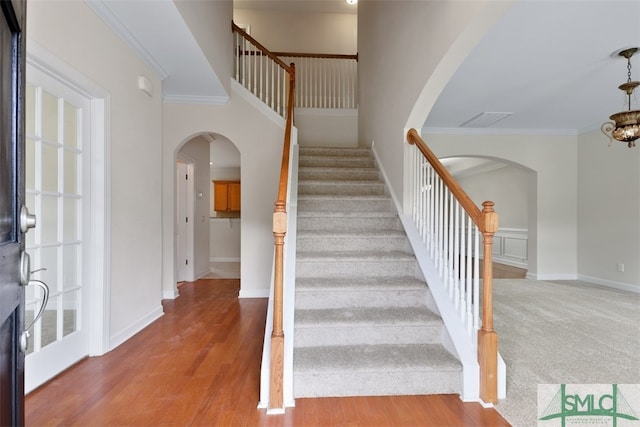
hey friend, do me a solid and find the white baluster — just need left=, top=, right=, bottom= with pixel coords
left=473, top=225, right=480, bottom=331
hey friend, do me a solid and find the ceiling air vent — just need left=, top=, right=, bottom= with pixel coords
left=460, top=112, right=513, bottom=128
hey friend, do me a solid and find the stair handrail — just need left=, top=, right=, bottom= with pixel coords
left=270, top=52, right=295, bottom=415
left=232, top=22, right=292, bottom=71
left=273, top=51, right=358, bottom=61
left=406, top=128, right=499, bottom=404
left=232, top=22, right=294, bottom=116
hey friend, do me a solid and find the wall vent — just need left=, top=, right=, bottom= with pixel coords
left=460, top=112, right=513, bottom=128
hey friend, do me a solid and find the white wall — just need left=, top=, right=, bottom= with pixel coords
left=233, top=8, right=357, bottom=54
left=210, top=218, right=241, bottom=261
left=426, top=132, right=578, bottom=280
left=578, top=129, right=640, bottom=290
left=358, top=1, right=514, bottom=208
left=27, top=1, right=164, bottom=347
left=295, top=109, right=358, bottom=147
left=455, top=163, right=530, bottom=230
left=162, top=86, right=285, bottom=298
left=178, top=136, right=211, bottom=279
left=175, top=0, right=233, bottom=96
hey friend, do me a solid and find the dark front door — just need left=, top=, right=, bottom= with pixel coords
left=0, top=0, right=27, bottom=425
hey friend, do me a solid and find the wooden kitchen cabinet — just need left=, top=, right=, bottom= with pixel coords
left=213, top=181, right=241, bottom=212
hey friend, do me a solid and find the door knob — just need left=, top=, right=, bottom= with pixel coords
left=20, top=205, right=36, bottom=233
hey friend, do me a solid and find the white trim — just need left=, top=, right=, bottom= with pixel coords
left=239, top=289, right=269, bottom=298
left=163, top=94, right=230, bottom=105
left=209, top=257, right=241, bottom=263
left=26, top=40, right=111, bottom=357
left=576, top=275, right=640, bottom=294
left=422, top=126, right=578, bottom=137
left=162, top=287, right=179, bottom=300
left=108, top=306, right=164, bottom=351
left=526, top=273, right=578, bottom=281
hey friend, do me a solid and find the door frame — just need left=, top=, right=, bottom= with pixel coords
left=26, top=41, right=110, bottom=357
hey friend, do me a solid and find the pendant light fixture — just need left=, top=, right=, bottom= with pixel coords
left=601, top=47, right=640, bottom=148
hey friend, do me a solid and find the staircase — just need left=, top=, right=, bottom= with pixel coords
left=293, top=146, right=461, bottom=398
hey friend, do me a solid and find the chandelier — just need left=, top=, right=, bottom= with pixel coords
left=601, top=47, right=640, bottom=148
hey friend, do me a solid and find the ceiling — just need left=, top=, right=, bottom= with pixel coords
left=424, top=0, right=640, bottom=136
left=90, top=0, right=640, bottom=137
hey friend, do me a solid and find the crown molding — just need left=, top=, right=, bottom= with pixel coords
left=86, top=0, right=169, bottom=80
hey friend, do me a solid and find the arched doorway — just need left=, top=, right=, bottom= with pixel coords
left=173, top=133, right=241, bottom=291
left=440, top=156, right=536, bottom=277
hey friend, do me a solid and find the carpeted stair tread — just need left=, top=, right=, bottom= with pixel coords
left=299, top=168, right=381, bottom=181
left=293, top=146, right=460, bottom=399
left=299, top=147, right=373, bottom=157
left=294, top=344, right=461, bottom=373
left=298, top=194, right=390, bottom=201
left=299, top=157, right=375, bottom=168
left=297, top=229, right=405, bottom=238
left=295, top=307, right=441, bottom=327
left=296, top=276, right=426, bottom=291
left=296, top=250, right=414, bottom=262
left=297, top=210, right=398, bottom=219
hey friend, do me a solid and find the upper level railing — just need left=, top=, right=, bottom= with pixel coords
left=275, top=52, right=358, bottom=109
left=233, top=22, right=293, bottom=117
left=232, top=22, right=295, bottom=411
left=406, top=128, right=499, bottom=404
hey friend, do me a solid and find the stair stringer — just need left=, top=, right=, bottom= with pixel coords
left=371, top=144, right=506, bottom=404
left=257, top=143, right=299, bottom=412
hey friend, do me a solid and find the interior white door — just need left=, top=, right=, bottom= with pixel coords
left=23, top=65, right=91, bottom=392
left=176, top=162, right=189, bottom=282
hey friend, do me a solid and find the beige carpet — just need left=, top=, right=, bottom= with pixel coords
left=493, top=279, right=640, bottom=426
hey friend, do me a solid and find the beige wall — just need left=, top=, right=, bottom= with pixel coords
left=578, top=129, right=640, bottom=289
left=426, top=132, right=578, bottom=280
left=358, top=1, right=513, bottom=207
left=27, top=1, right=164, bottom=346
left=233, top=8, right=357, bottom=54
left=162, top=87, right=285, bottom=298
left=175, top=0, right=233, bottom=96
left=456, top=163, right=530, bottom=230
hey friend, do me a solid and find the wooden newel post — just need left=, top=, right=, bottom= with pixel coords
left=478, top=201, right=499, bottom=404
left=269, top=200, right=287, bottom=410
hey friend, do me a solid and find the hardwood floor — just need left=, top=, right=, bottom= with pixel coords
left=26, top=279, right=510, bottom=426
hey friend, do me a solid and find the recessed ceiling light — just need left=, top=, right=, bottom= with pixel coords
left=346, top=0, right=357, bottom=5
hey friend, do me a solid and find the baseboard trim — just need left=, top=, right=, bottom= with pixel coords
left=577, top=274, right=640, bottom=293
left=210, top=257, right=241, bottom=263
left=526, top=273, right=577, bottom=281
left=108, top=306, right=164, bottom=351
left=239, top=289, right=269, bottom=298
